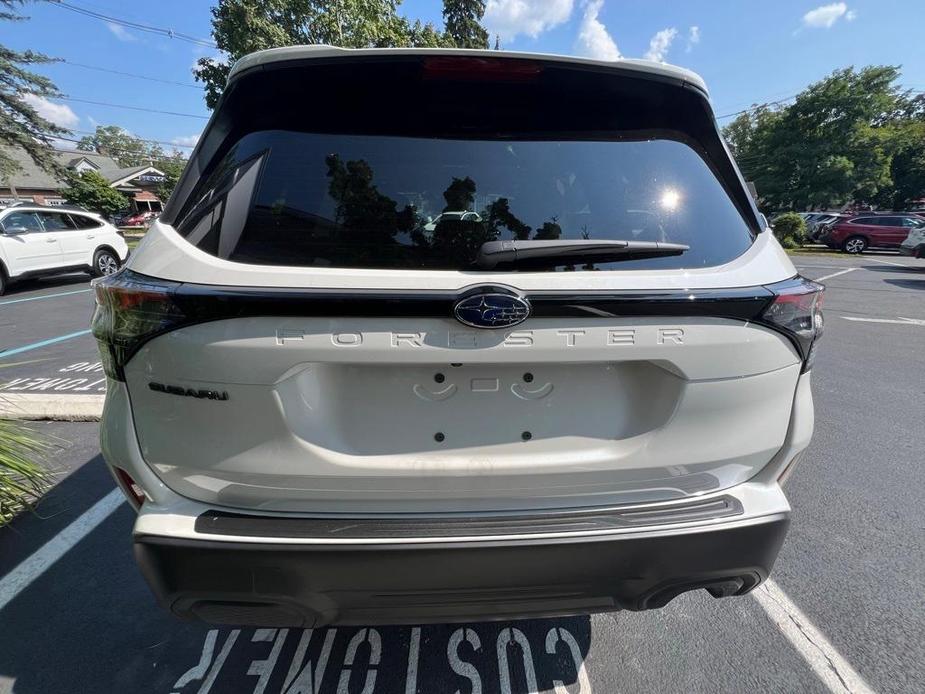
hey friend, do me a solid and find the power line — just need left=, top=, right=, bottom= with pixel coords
left=60, top=59, right=201, bottom=89
left=45, top=0, right=217, bottom=48
left=63, top=128, right=197, bottom=150
left=717, top=89, right=925, bottom=121
left=59, top=95, right=209, bottom=120
left=716, top=96, right=798, bottom=120
left=44, top=135, right=191, bottom=163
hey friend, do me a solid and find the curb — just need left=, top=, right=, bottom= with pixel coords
left=0, top=393, right=104, bottom=421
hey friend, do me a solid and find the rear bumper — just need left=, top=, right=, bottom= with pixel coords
left=898, top=244, right=922, bottom=258
left=135, top=505, right=789, bottom=627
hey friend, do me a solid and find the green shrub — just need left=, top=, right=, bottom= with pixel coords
left=772, top=212, right=807, bottom=248
left=0, top=419, right=50, bottom=526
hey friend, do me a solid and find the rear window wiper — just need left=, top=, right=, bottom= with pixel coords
left=475, top=239, right=689, bottom=269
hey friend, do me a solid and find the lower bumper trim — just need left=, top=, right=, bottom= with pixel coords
left=135, top=513, right=788, bottom=627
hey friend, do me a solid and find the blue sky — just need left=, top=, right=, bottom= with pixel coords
left=7, top=0, right=925, bottom=156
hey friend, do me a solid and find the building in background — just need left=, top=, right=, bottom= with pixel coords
left=0, top=146, right=165, bottom=213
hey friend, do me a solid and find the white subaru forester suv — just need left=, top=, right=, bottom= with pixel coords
left=94, top=47, right=823, bottom=627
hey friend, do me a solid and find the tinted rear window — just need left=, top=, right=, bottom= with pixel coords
left=172, top=57, right=756, bottom=272
left=176, top=130, right=753, bottom=271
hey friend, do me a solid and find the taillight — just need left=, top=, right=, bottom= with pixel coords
left=91, top=269, right=184, bottom=380
left=761, top=278, right=825, bottom=372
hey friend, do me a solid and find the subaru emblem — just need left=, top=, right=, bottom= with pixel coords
left=454, top=292, right=531, bottom=329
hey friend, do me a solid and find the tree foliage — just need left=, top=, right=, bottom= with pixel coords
left=0, top=1, right=67, bottom=181
left=443, top=0, right=488, bottom=49
left=77, top=125, right=151, bottom=168
left=62, top=170, right=129, bottom=217
left=723, top=66, right=925, bottom=210
left=771, top=212, right=806, bottom=249
left=194, top=0, right=488, bottom=108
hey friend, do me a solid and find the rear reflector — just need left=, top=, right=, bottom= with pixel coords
left=114, top=467, right=146, bottom=508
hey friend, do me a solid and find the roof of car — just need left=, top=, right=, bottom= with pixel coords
left=0, top=202, right=99, bottom=216
left=227, top=46, right=709, bottom=95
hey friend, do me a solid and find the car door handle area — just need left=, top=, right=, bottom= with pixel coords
left=46, top=237, right=58, bottom=243
left=86, top=235, right=96, bottom=239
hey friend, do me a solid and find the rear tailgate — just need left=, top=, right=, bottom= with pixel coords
left=107, top=51, right=808, bottom=513
left=124, top=310, right=801, bottom=512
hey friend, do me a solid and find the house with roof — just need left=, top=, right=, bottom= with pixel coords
left=0, top=145, right=166, bottom=213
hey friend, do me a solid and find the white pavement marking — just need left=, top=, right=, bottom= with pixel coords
left=753, top=579, right=876, bottom=694
left=405, top=627, right=421, bottom=694
left=843, top=316, right=925, bottom=326
left=0, top=488, right=124, bottom=612
left=0, top=287, right=91, bottom=306
left=864, top=257, right=917, bottom=268
left=815, top=268, right=858, bottom=282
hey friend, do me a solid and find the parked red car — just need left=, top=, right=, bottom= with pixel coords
left=818, top=214, right=925, bottom=253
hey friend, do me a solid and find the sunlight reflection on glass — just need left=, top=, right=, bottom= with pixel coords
left=660, top=189, right=681, bottom=211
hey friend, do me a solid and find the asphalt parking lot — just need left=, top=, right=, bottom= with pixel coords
left=1, top=253, right=923, bottom=694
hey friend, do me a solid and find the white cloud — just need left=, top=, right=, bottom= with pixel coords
left=846, top=9, right=857, bottom=20
left=106, top=21, right=137, bottom=42
left=171, top=134, right=200, bottom=148
left=20, top=94, right=79, bottom=129
left=484, top=0, right=574, bottom=41
left=686, top=25, right=700, bottom=52
left=643, top=27, right=678, bottom=63
left=802, top=3, right=853, bottom=29
left=574, top=0, right=620, bottom=61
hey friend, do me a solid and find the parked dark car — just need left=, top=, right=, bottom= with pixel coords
left=817, top=214, right=925, bottom=253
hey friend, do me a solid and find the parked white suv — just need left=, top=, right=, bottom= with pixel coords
left=95, top=47, right=823, bottom=627
left=0, top=203, right=128, bottom=294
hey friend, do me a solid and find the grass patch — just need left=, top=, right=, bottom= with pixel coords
left=784, top=246, right=842, bottom=257
left=0, top=419, right=51, bottom=526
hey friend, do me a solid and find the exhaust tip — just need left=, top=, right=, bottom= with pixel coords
left=640, top=573, right=761, bottom=609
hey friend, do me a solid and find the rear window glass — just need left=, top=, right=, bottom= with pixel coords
left=69, top=214, right=103, bottom=229
left=176, top=130, right=754, bottom=272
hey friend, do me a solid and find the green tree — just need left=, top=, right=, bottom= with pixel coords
left=77, top=125, right=150, bottom=168
left=0, top=1, right=67, bottom=181
left=881, top=93, right=925, bottom=208
left=155, top=151, right=189, bottom=202
left=62, top=170, right=129, bottom=217
left=723, top=66, right=917, bottom=210
left=195, top=0, right=457, bottom=109
left=443, top=0, right=488, bottom=49
left=771, top=212, right=806, bottom=249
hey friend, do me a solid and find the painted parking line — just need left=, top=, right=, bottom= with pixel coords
left=815, top=268, right=858, bottom=282
left=753, top=580, right=876, bottom=694
left=0, top=329, right=92, bottom=359
left=0, top=287, right=91, bottom=306
left=843, top=316, right=925, bottom=326
left=864, top=257, right=919, bottom=269
left=0, top=488, right=124, bottom=612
